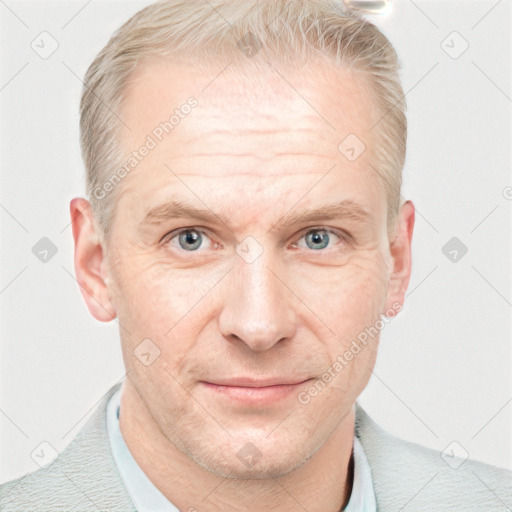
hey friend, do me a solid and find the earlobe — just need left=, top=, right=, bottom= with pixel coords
left=383, top=200, right=415, bottom=317
left=70, top=198, right=117, bottom=322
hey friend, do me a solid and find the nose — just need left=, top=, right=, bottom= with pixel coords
left=218, top=249, right=297, bottom=352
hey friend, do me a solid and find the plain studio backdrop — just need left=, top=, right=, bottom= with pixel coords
left=0, top=0, right=511, bottom=483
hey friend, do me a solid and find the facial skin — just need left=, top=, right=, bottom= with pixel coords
left=71, top=57, right=414, bottom=512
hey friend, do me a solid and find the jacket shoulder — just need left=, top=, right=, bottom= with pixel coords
left=355, top=402, right=512, bottom=512
left=0, top=383, right=136, bottom=512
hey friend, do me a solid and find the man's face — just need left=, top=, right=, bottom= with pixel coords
left=104, top=58, right=396, bottom=478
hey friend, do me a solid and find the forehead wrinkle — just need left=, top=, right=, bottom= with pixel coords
left=165, top=171, right=334, bottom=179
left=165, top=154, right=340, bottom=164
left=175, top=125, right=337, bottom=144
left=164, top=131, right=341, bottom=162
left=190, top=154, right=334, bottom=160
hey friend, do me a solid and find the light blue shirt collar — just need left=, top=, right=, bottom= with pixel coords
left=106, top=388, right=376, bottom=511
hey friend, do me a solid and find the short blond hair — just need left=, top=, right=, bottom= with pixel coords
left=80, top=0, right=406, bottom=238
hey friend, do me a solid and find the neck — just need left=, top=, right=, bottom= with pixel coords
left=119, top=379, right=356, bottom=512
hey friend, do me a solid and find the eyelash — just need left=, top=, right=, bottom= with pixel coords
left=162, top=226, right=349, bottom=253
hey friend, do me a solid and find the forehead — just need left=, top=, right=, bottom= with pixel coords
left=119, top=57, right=378, bottom=162
left=113, top=58, right=385, bottom=229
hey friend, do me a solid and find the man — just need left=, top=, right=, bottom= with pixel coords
left=1, top=0, right=510, bottom=510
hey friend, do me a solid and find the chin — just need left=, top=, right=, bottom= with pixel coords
left=184, top=434, right=318, bottom=480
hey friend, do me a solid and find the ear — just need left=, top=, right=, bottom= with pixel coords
left=70, top=198, right=116, bottom=322
left=383, top=200, right=415, bottom=317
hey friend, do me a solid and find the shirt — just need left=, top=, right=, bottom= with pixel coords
left=107, top=388, right=377, bottom=511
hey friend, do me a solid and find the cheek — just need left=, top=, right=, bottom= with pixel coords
left=109, top=256, right=183, bottom=321
left=111, top=260, right=227, bottom=363
left=293, top=251, right=389, bottom=320
left=292, top=253, right=388, bottom=378
left=344, top=256, right=389, bottom=313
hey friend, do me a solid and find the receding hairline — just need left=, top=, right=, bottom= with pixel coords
left=115, top=51, right=382, bottom=167
left=119, top=47, right=379, bottom=110
left=79, top=0, right=407, bottom=241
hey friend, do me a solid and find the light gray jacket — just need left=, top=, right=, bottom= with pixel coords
left=1, top=382, right=510, bottom=511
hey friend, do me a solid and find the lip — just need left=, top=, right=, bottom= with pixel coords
left=200, top=378, right=312, bottom=406
left=206, top=377, right=311, bottom=387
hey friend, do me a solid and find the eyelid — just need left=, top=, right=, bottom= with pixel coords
left=161, top=226, right=214, bottom=245
left=292, top=226, right=349, bottom=248
left=161, top=225, right=350, bottom=251
left=297, top=225, right=348, bottom=238
left=160, top=226, right=220, bottom=249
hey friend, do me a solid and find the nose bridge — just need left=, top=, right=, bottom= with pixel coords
left=218, top=246, right=296, bottom=351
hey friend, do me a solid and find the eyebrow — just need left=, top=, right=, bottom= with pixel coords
left=272, top=200, right=372, bottom=230
left=140, top=199, right=372, bottom=230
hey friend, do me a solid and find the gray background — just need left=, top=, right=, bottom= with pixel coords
left=1, top=0, right=511, bottom=483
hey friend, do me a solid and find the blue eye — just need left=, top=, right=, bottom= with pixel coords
left=164, top=227, right=344, bottom=254
left=298, top=229, right=342, bottom=251
left=306, top=229, right=329, bottom=250
left=179, top=230, right=202, bottom=250
left=170, top=229, right=207, bottom=251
